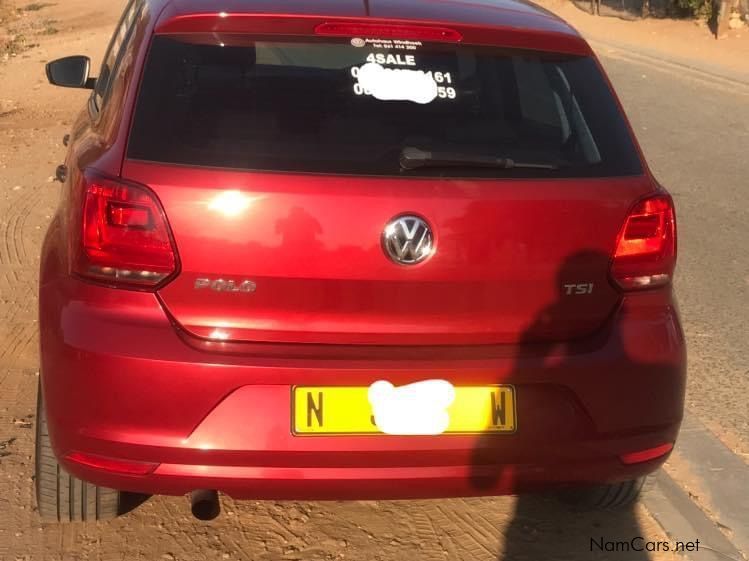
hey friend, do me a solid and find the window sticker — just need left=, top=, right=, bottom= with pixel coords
left=347, top=37, right=457, bottom=104
left=350, top=38, right=422, bottom=51
left=365, top=52, right=417, bottom=66
left=350, top=52, right=458, bottom=104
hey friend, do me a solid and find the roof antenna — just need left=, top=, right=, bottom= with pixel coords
left=363, top=0, right=371, bottom=16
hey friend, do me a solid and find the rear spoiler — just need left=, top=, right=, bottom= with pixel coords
left=154, top=13, right=592, bottom=56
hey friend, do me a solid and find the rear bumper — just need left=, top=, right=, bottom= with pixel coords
left=40, top=277, right=686, bottom=499
left=66, top=446, right=676, bottom=500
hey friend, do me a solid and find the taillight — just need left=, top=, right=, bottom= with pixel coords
left=611, top=194, right=676, bottom=291
left=73, top=171, right=177, bottom=288
left=314, top=22, right=463, bottom=43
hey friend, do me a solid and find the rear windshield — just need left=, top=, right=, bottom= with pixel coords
left=127, top=35, right=642, bottom=178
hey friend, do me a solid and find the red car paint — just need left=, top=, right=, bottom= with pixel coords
left=40, top=0, right=685, bottom=500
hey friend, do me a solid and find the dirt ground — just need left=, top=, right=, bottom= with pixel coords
left=0, top=1, right=742, bottom=560
left=536, top=0, right=749, bottom=81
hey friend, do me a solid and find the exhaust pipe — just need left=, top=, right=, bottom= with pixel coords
left=190, top=489, right=220, bottom=521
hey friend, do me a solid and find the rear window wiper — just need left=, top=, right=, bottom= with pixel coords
left=400, top=147, right=559, bottom=171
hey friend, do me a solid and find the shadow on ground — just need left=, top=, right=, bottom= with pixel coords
left=500, top=495, right=649, bottom=561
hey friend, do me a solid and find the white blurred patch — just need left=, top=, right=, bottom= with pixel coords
left=356, top=62, right=438, bottom=105
left=368, top=379, right=455, bottom=435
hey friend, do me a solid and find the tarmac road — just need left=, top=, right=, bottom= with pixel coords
left=598, top=44, right=749, bottom=457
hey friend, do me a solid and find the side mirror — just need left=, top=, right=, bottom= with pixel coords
left=46, top=56, right=95, bottom=89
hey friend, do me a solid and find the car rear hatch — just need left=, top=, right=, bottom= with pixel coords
left=122, top=19, right=653, bottom=346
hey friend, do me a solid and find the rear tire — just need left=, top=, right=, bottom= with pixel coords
left=35, top=383, right=121, bottom=522
left=555, top=477, right=647, bottom=510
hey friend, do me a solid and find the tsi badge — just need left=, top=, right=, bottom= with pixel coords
left=194, top=278, right=257, bottom=293
left=368, top=379, right=455, bottom=435
left=564, top=283, right=594, bottom=296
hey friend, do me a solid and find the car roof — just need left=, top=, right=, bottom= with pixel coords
left=151, top=0, right=582, bottom=40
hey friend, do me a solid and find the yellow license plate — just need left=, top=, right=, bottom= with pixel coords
left=292, top=385, right=516, bottom=435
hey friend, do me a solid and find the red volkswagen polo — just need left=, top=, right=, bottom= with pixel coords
left=37, top=0, right=685, bottom=522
